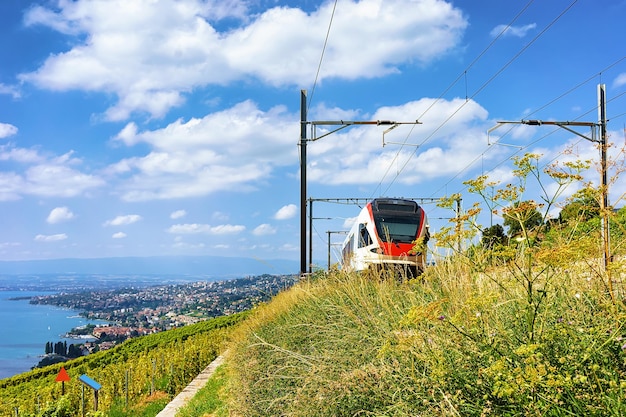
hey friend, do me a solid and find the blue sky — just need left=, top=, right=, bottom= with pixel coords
left=1, top=0, right=625, bottom=267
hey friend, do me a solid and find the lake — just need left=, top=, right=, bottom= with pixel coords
left=0, top=290, right=105, bottom=380
left=0, top=273, right=221, bottom=380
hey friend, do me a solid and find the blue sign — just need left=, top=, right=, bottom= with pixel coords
left=79, top=374, right=102, bottom=391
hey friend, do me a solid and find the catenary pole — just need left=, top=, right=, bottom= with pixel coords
left=490, top=84, right=611, bottom=282
left=299, top=90, right=420, bottom=277
left=598, top=84, right=611, bottom=292
left=300, top=90, right=307, bottom=276
left=309, top=199, right=313, bottom=274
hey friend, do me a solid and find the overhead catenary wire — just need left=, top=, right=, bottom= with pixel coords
left=307, top=0, right=338, bottom=113
left=297, top=0, right=338, bottom=167
left=305, top=0, right=543, bottom=203
left=302, top=0, right=623, bottom=263
left=482, top=57, right=626, bottom=151
left=370, top=0, right=537, bottom=199
left=428, top=60, right=626, bottom=199
left=374, top=0, right=580, bottom=198
left=437, top=88, right=626, bottom=212
left=422, top=26, right=626, bottom=206
left=314, top=0, right=576, bottom=260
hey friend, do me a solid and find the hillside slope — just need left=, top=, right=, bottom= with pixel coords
left=0, top=312, right=247, bottom=416
left=225, top=262, right=626, bottom=416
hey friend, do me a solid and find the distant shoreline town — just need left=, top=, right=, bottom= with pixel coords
left=26, top=274, right=298, bottom=368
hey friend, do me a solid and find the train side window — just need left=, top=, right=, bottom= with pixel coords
left=343, top=233, right=354, bottom=263
left=359, top=223, right=372, bottom=248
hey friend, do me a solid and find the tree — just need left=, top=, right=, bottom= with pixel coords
left=67, top=343, right=82, bottom=358
left=53, top=341, right=67, bottom=356
left=559, top=187, right=600, bottom=223
left=503, top=200, right=542, bottom=237
left=482, top=224, right=508, bottom=249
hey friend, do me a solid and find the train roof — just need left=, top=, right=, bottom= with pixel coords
left=370, top=198, right=420, bottom=213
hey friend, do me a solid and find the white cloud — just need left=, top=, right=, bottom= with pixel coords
left=35, top=233, right=68, bottom=242
left=614, top=73, right=626, bottom=88
left=108, top=98, right=497, bottom=203
left=0, top=145, right=43, bottom=163
left=484, top=167, right=515, bottom=186
left=0, top=172, right=24, bottom=201
left=20, top=0, right=467, bottom=120
left=0, top=242, right=21, bottom=248
left=109, top=101, right=292, bottom=201
left=167, top=223, right=245, bottom=235
left=0, top=83, right=20, bottom=99
left=107, top=96, right=489, bottom=202
left=0, top=123, right=18, bottom=138
left=306, top=97, right=491, bottom=185
left=490, top=23, right=536, bottom=38
left=170, top=209, right=187, bottom=219
left=212, top=212, right=229, bottom=222
left=0, top=145, right=104, bottom=200
left=25, top=165, right=101, bottom=197
left=104, top=214, right=142, bottom=226
left=274, top=204, right=297, bottom=220
left=113, top=100, right=293, bottom=155
left=112, top=232, right=127, bottom=239
left=224, top=0, right=466, bottom=85
left=24, top=5, right=81, bottom=35
left=509, top=124, right=536, bottom=141
left=253, top=223, right=276, bottom=236
left=343, top=217, right=357, bottom=229
left=7, top=95, right=491, bottom=205
left=279, top=243, right=299, bottom=252
left=172, top=241, right=206, bottom=249
left=116, top=161, right=271, bottom=201
left=47, top=207, right=75, bottom=224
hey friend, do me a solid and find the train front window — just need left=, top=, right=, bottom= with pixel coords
left=375, top=216, right=420, bottom=243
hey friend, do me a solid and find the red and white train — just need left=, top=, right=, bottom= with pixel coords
left=341, top=198, right=429, bottom=277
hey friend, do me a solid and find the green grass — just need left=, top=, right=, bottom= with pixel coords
left=223, top=258, right=626, bottom=416
left=108, top=392, right=170, bottom=417
left=175, top=364, right=229, bottom=417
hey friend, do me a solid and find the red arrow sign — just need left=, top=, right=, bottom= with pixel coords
left=55, top=367, right=71, bottom=382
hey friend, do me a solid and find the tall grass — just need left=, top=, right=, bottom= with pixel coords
left=223, top=152, right=626, bottom=416
left=225, top=257, right=626, bottom=416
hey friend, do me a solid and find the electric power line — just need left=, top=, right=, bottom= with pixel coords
left=440, top=88, right=626, bottom=204
left=375, top=0, right=580, bottom=197
left=429, top=65, right=626, bottom=199
left=370, top=0, right=537, bottom=198
left=307, top=0, right=338, bottom=112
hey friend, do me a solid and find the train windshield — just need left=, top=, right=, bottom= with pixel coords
left=374, top=214, right=421, bottom=243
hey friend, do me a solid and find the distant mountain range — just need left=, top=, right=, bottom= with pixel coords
left=0, top=256, right=301, bottom=277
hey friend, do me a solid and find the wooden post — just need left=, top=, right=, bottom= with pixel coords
left=79, top=374, right=102, bottom=415
left=125, top=369, right=129, bottom=407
